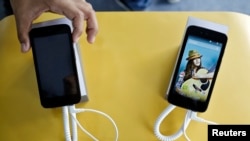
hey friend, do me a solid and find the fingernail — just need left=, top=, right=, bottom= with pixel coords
left=76, top=37, right=80, bottom=43
left=90, top=37, right=95, bottom=43
left=21, top=43, right=28, bottom=53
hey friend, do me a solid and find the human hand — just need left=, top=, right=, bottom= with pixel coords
left=10, top=0, right=98, bottom=53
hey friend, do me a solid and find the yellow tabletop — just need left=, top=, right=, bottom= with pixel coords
left=1, top=12, right=250, bottom=141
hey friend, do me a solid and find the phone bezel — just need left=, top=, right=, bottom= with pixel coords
left=29, top=24, right=81, bottom=108
left=167, top=25, right=228, bottom=112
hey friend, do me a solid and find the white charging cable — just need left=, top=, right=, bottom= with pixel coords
left=62, top=105, right=119, bottom=141
left=154, top=104, right=217, bottom=141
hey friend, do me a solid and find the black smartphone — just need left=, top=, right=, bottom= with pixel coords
left=29, top=24, right=81, bottom=108
left=166, top=25, right=228, bottom=112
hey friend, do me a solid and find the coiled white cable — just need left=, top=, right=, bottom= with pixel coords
left=63, top=106, right=72, bottom=141
left=154, top=104, right=190, bottom=141
left=70, top=109, right=78, bottom=141
left=154, top=104, right=217, bottom=141
left=62, top=105, right=119, bottom=141
left=182, top=110, right=192, bottom=141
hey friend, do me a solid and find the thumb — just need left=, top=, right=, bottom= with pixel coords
left=15, top=17, right=31, bottom=53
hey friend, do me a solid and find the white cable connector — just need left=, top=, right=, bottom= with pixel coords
left=62, top=105, right=119, bottom=141
left=154, top=104, right=217, bottom=141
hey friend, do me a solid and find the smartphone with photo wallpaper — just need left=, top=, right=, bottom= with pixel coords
left=166, top=25, right=228, bottom=112
left=29, top=23, right=81, bottom=108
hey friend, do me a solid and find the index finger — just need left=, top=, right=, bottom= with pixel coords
left=85, top=10, right=98, bottom=43
left=71, top=3, right=98, bottom=43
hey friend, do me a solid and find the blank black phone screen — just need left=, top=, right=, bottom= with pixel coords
left=33, top=34, right=79, bottom=98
